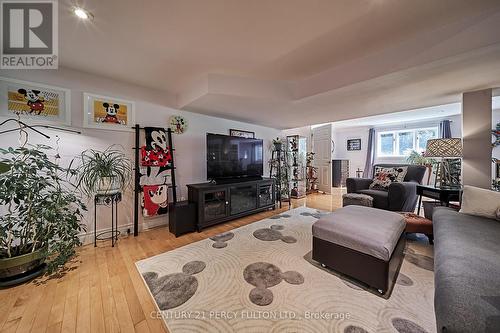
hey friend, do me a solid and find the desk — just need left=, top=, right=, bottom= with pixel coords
left=416, top=185, right=461, bottom=215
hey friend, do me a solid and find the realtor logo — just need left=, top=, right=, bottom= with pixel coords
left=1, top=0, right=58, bottom=69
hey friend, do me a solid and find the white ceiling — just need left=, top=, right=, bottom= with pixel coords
left=58, top=0, right=500, bottom=129
left=329, top=103, right=462, bottom=129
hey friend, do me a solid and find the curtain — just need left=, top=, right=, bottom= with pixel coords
left=439, top=120, right=452, bottom=138
left=363, top=128, right=375, bottom=178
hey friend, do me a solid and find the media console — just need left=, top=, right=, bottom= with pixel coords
left=187, top=178, right=276, bottom=231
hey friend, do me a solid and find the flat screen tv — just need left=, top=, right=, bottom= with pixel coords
left=207, top=133, right=263, bottom=180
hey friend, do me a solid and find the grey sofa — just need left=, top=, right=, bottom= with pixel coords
left=346, top=164, right=426, bottom=212
left=433, top=207, right=500, bottom=333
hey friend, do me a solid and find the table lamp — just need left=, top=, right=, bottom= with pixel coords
left=424, top=138, right=463, bottom=188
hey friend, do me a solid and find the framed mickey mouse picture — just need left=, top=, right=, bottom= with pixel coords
left=0, top=77, right=71, bottom=125
left=83, top=93, right=135, bottom=131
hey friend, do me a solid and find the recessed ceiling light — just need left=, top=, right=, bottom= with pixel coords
left=73, top=7, right=93, bottom=21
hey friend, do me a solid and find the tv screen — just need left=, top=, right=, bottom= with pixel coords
left=207, top=133, right=263, bottom=179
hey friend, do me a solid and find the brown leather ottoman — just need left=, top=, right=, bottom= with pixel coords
left=398, top=212, right=433, bottom=244
left=312, top=206, right=406, bottom=296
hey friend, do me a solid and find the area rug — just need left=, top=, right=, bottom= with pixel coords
left=136, top=207, right=436, bottom=333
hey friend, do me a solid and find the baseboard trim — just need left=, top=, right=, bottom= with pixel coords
left=79, top=217, right=169, bottom=245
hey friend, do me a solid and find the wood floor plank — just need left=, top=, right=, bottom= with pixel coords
left=76, top=271, right=91, bottom=333
left=30, top=279, right=58, bottom=333
left=2, top=282, right=37, bottom=332
left=89, top=249, right=106, bottom=333
left=0, top=288, right=21, bottom=330
left=15, top=282, right=46, bottom=333
left=120, top=238, right=166, bottom=333
left=112, top=246, right=145, bottom=326
left=61, top=268, right=80, bottom=333
left=46, top=279, right=68, bottom=329
left=99, top=249, right=120, bottom=333
left=110, top=275, right=136, bottom=333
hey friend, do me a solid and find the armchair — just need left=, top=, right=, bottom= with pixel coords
left=346, top=164, right=426, bottom=212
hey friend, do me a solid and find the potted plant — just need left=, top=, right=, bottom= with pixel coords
left=406, top=150, right=436, bottom=185
left=74, top=145, right=132, bottom=197
left=0, top=145, right=86, bottom=282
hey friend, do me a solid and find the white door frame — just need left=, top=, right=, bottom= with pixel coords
left=312, top=124, right=332, bottom=194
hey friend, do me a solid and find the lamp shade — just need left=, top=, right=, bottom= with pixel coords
left=424, top=138, right=462, bottom=157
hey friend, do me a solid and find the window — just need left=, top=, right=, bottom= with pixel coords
left=377, top=127, right=438, bottom=157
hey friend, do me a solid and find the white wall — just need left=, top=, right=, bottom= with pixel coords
left=331, top=115, right=462, bottom=178
left=0, top=68, right=280, bottom=242
left=332, top=126, right=370, bottom=177
left=462, top=89, right=492, bottom=189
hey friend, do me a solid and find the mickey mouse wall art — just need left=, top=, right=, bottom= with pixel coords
left=0, top=77, right=71, bottom=125
left=83, top=92, right=135, bottom=131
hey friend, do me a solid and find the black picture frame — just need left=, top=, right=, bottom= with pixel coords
left=229, top=129, right=255, bottom=138
left=347, top=138, right=362, bottom=151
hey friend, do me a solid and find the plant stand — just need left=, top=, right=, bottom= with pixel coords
left=94, top=192, right=122, bottom=247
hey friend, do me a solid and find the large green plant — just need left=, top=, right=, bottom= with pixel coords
left=74, top=145, right=132, bottom=197
left=406, top=150, right=436, bottom=185
left=0, top=145, right=86, bottom=273
left=405, top=150, right=436, bottom=166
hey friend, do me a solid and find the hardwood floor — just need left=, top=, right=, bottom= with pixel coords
left=0, top=192, right=343, bottom=333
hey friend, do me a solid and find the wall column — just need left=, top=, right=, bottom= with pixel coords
left=462, top=89, right=492, bottom=188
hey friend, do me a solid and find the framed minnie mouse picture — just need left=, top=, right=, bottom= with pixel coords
left=83, top=93, right=135, bottom=131
left=0, top=77, right=71, bottom=125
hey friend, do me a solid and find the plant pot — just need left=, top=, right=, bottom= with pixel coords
left=0, top=248, right=46, bottom=279
left=97, top=176, right=120, bottom=195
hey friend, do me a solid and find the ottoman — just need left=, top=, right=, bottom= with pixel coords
left=342, top=193, right=373, bottom=207
left=312, top=205, right=406, bottom=294
left=399, top=212, right=433, bottom=244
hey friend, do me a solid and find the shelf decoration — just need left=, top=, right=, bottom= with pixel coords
left=169, top=115, right=188, bottom=134
left=142, top=184, right=169, bottom=217
left=287, top=135, right=307, bottom=199
left=83, top=93, right=135, bottom=131
left=229, top=129, right=255, bottom=138
left=493, top=158, right=500, bottom=191
left=492, top=122, right=500, bottom=148
left=347, top=138, right=361, bottom=151
left=306, top=152, right=318, bottom=194
left=0, top=77, right=71, bottom=125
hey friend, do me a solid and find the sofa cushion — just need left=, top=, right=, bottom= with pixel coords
left=433, top=207, right=500, bottom=333
left=358, top=189, right=389, bottom=210
left=459, top=185, right=500, bottom=220
left=312, top=206, right=406, bottom=261
left=369, top=166, right=408, bottom=190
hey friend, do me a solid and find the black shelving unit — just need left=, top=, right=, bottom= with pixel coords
left=269, top=148, right=290, bottom=208
left=132, top=125, right=177, bottom=236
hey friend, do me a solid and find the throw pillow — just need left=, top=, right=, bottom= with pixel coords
left=459, top=185, right=500, bottom=220
left=369, top=166, right=408, bottom=190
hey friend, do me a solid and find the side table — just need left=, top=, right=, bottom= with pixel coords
left=416, top=185, right=462, bottom=215
left=94, top=192, right=122, bottom=247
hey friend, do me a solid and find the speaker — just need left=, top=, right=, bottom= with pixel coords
left=169, top=201, right=197, bottom=237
